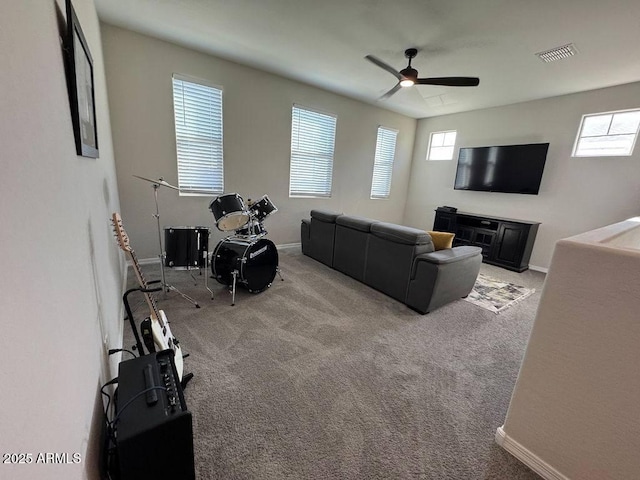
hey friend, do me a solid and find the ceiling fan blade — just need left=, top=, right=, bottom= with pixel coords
left=365, top=55, right=402, bottom=80
left=379, top=83, right=402, bottom=100
left=416, top=77, right=480, bottom=87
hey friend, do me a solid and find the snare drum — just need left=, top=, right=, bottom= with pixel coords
left=249, top=195, right=278, bottom=222
left=212, top=237, right=278, bottom=293
left=209, top=193, right=250, bottom=231
left=164, top=226, right=209, bottom=269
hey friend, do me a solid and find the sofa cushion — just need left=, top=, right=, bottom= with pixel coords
left=310, top=209, right=342, bottom=223
left=428, top=231, right=455, bottom=250
left=334, top=218, right=376, bottom=281
left=371, top=222, right=433, bottom=246
left=336, top=215, right=378, bottom=232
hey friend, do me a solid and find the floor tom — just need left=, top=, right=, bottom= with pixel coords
left=164, top=226, right=209, bottom=270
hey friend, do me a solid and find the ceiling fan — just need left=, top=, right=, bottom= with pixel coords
left=365, top=48, right=480, bottom=100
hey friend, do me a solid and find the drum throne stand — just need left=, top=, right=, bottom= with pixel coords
left=150, top=182, right=201, bottom=308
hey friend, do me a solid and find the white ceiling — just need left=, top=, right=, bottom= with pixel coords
left=95, top=0, right=640, bottom=119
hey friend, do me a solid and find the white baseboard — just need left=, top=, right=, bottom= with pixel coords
left=529, top=264, right=549, bottom=273
left=133, top=257, right=161, bottom=266
left=277, top=242, right=301, bottom=250
left=495, top=427, right=568, bottom=480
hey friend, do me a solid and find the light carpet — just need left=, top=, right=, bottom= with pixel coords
left=124, top=247, right=545, bottom=479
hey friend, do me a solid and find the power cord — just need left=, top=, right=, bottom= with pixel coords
left=109, top=386, right=168, bottom=428
left=108, top=348, right=137, bottom=358
left=100, top=377, right=119, bottom=479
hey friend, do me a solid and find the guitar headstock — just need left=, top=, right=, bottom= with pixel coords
left=111, top=212, right=133, bottom=253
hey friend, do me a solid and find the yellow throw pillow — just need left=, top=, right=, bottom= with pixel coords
left=427, top=231, right=455, bottom=250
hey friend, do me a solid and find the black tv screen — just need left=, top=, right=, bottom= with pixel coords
left=454, top=143, right=549, bottom=194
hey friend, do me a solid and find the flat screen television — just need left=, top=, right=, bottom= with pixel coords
left=454, top=143, right=549, bottom=194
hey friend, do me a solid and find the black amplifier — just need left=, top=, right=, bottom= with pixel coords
left=115, top=350, right=195, bottom=479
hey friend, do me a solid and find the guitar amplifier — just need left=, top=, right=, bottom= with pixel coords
left=115, top=350, right=195, bottom=480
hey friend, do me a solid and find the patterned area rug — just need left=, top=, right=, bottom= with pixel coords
left=464, top=273, right=535, bottom=314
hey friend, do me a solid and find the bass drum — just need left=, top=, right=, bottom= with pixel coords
left=212, top=237, right=278, bottom=293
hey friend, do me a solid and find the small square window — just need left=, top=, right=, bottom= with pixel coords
left=573, top=109, right=640, bottom=157
left=427, top=130, right=457, bottom=160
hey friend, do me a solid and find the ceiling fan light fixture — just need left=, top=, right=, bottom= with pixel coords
left=400, top=79, right=415, bottom=87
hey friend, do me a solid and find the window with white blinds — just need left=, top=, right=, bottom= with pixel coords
left=370, top=126, right=398, bottom=199
left=172, top=74, right=223, bottom=196
left=289, top=105, right=337, bottom=198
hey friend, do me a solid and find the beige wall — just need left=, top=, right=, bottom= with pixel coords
left=0, top=1, right=124, bottom=479
left=101, top=24, right=417, bottom=260
left=403, top=83, right=640, bottom=269
left=498, top=218, right=640, bottom=479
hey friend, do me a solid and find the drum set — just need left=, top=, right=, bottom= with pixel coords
left=208, top=193, right=282, bottom=305
left=134, top=175, right=282, bottom=306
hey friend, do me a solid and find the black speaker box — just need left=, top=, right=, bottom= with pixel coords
left=115, top=351, right=195, bottom=480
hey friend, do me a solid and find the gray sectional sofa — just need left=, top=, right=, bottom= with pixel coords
left=301, top=209, right=482, bottom=313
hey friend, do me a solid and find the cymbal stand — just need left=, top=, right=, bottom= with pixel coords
left=151, top=183, right=200, bottom=308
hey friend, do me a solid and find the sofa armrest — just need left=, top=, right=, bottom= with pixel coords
left=301, top=219, right=311, bottom=255
left=414, top=246, right=482, bottom=268
left=406, top=246, right=482, bottom=314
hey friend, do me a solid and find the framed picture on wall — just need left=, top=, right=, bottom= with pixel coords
left=64, top=0, right=98, bottom=158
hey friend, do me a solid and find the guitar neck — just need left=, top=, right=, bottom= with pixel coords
left=128, top=250, right=160, bottom=321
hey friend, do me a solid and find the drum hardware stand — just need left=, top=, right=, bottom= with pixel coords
left=225, top=265, right=282, bottom=306
left=149, top=181, right=200, bottom=308
left=205, top=251, right=214, bottom=300
left=230, top=270, right=239, bottom=306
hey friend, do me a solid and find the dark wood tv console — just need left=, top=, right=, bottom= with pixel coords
left=433, top=208, right=540, bottom=272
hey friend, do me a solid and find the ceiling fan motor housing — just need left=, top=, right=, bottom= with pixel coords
left=400, top=67, right=418, bottom=81
left=404, top=48, right=418, bottom=59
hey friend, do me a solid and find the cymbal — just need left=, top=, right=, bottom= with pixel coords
left=133, top=174, right=214, bottom=195
left=133, top=174, right=180, bottom=191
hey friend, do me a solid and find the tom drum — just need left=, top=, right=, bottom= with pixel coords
left=209, top=193, right=250, bottom=231
left=249, top=194, right=278, bottom=222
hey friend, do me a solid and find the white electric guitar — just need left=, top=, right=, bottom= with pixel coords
left=111, top=212, right=184, bottom=380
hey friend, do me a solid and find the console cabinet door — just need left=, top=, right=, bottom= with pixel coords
left=472, top=229, right=496, bottom=259
left=433, top=211, right=456, bottom=232
left=492, top=223, right=528, bottom=268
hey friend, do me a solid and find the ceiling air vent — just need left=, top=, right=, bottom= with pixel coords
left=535, top=43, right=578, bottom=63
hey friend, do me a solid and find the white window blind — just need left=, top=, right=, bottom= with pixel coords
left=172, top=74, right=223, bottom=195
left=573, top=109, right=640, bottom=157
left=289, top=105, right=337, bottom=198
left=427, top=130, right=457, bottom=160
left=370, top=126, right=398, bottom=199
